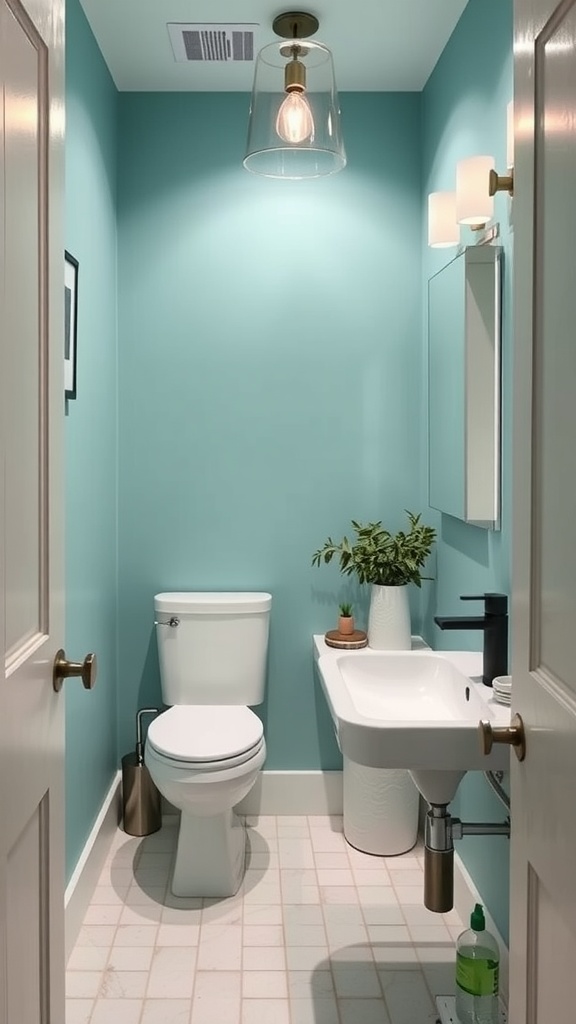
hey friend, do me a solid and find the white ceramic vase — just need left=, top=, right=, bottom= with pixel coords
left=367, top=584, right=411, bottom=650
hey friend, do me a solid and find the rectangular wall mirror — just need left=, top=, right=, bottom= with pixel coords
left=428, top=245, right=502, bottom=529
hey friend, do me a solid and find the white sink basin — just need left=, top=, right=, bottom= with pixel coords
left=315, top=639, right=510, bottom=779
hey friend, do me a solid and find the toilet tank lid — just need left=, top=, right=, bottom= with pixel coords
left=154, top=592, right=272, bottom=615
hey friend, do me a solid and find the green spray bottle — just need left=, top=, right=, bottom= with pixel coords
left=455, top=903, right=500, bottom=1023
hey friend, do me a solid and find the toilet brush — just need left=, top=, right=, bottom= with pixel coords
left=122, top=707, right=161, bottom=836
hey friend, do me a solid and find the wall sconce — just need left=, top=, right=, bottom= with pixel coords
left=456, top=156, right=495, bottom=227
left=433, top=105, right=514, bottom=239
left=428, top=192, right=459, bottom=248
left=243, top=11, right=346, bottom=179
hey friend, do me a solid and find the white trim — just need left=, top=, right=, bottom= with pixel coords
left=64, top=771, right=121, bottom=960
left=235, top=770, right=344, bottom=816
left=454, top=850, right=509, bottom=1006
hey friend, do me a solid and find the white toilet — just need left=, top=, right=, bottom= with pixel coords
left=145, top=591, right=271, bottom=897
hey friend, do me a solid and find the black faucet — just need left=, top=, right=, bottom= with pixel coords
left=434, top=593, right=508, bottom=687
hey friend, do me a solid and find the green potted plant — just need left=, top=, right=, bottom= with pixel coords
left=312, top=512, right=436, bottom=649
left=338, top=602, right=354, bottom=636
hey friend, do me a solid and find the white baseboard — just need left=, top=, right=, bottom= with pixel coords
left=235, top=770, right=344, bottom=816
left=64, top=771, right=122, bottom=961
left=454, top=851, right=509, bottom=1006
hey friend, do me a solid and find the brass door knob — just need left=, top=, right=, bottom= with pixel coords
left=479, top=713, right=526, bottom=762
left=488, top=168, right=514, bottom=197
left=53, top=649, right=97, bottom=693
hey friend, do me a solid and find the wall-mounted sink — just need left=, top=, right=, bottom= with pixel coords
left=314, top=638, right=510, bottom=802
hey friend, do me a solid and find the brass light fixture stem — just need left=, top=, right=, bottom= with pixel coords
left=285, top=53, right=306, bottom=92
left=276, top=10, right=318, bottom=95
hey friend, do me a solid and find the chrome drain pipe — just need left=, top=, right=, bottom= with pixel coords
left=424, top=805, right=510, bottom=912
left=424, top=804, right=454, bottom=913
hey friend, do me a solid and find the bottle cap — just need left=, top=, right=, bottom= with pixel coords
left=470, top=903, right=485, bottom=931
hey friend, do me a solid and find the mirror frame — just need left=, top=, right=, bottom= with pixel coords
left=428, top=245, right=502, bottom=529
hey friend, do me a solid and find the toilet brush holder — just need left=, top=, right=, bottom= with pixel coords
left=122, top=707, right=161, bottom=836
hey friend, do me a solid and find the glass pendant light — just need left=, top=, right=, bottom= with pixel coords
left=243, top=12, right=346, bottom=179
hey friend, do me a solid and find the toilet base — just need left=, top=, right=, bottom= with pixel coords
left=172, top=808, right=246, bottom=898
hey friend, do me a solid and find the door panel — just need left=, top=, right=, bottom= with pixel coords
left=511, top=0, right=576, bottom=1020
left=525, top=868, right=576, bottom=1022
left=4, top=0, right=47, bottom=659
left=6, top=798, right=50, bottom=1022
left=534, top=3, right=576, bottom=689
left=0, top=0, right=64, bottom=1021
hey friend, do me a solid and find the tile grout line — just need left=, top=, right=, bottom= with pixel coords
left=352, top=836, right=404, bottom=1024
left=313, top=814, right=349, bottom=1024
left=242, top=815, right=278, bottom=1024
left=239, top=815, right=249, bottom=1024
left=67, top=816, right=463, bottom=1024
left=97, top=836, right=140, bottom=1015
left=272, top=816, right=292, bottom=1022
left=97, top=829, right=168, bottom=1022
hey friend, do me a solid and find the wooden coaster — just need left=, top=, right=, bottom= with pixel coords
left=324, top=629, right=368, bottom=650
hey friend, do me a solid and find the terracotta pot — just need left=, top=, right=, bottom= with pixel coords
left=338, top=615, right=355, bottom=636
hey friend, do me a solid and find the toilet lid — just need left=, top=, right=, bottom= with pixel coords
left=146, top=705, right=264, bottom=763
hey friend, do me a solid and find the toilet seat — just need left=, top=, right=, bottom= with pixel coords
left=146, top=705, right=264, bottom=768
left=146, top=736, right=265, bottom=774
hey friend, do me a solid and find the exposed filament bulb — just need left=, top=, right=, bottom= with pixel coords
left=276, top=90, right=314, bottom=143
left=276, top=47, right=314, bottom=144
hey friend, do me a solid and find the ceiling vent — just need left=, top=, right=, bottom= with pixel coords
left=168, top=23, right=259, bottom=63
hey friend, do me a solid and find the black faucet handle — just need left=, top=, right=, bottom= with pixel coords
left=460, top=593, right=508, bottom=615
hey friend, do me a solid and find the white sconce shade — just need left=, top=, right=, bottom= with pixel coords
left=456, top=156, right=495, bottom=225
left=243, top=39, right=346, bottom=179
left=428, top=192, right=459, bottom=248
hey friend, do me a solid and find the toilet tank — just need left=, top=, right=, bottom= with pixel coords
left=154, top=592, right=272, bottom=706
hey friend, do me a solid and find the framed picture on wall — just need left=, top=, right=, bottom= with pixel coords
left=64, top=250, right=79, bottom=399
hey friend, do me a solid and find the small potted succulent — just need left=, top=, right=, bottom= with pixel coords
left=312, top=511, right=436, bottom=650
left=338, top=602, right=354, bottom=636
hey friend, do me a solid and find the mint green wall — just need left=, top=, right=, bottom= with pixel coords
left=116, top=92, right=423, bottom=766
left=421, top=0, right=513, bottom=941
left=65, top=3, right=515, bottom=944
left=64, top=0, right=118, bottom=880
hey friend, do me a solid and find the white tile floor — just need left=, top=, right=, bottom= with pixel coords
left=66, top=815, right=462, bottom=1024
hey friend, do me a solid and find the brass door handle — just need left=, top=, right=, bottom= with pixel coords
left=479, top=713, right=526, bottom=762
left=53, top=649, right=97, bottom=693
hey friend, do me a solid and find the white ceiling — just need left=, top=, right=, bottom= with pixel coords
left=78, top=0, right=468, bottom=93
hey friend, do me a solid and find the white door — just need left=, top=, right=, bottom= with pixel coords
left=509, top=0, right=576, bottom=1020
left=0, top=0, right=64, bottom=1020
